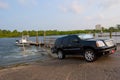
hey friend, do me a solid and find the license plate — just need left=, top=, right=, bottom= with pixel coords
left=111, top=49, right=115, bottom=54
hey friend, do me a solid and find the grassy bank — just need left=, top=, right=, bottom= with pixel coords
left=0, top=28, right=120, bottom=38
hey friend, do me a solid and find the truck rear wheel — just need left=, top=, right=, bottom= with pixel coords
left=57, top=50, right=65, bottom=59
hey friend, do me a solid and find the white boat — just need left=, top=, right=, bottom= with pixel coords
left=16, top=35, right=32, bottom=46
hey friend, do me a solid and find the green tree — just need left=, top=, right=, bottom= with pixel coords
left=109, top=27, right=115, bottom=32
left=117, top=24, right=120, bottom=30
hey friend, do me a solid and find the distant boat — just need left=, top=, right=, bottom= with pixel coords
left=15, top=35, right=32, bottom=46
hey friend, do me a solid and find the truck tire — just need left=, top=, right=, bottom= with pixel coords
left=51, top=48, right=54, bottom=53
left=84, top=49, right=97, bottom=62
left=57, top=50, right=65, bottom=59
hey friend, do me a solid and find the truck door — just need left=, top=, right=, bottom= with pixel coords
left=68, top=36, right=81, bottom=54
left=62, top=35, right=81, bottom=54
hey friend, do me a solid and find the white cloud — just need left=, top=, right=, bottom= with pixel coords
left=59, top=0, right=84, bottom=14
left=70, top=1, right=83, bottom=14
left=98, top=14, right=105, bottom=19
left=18, top=0, right=25, bottom=4
left=96, top=0, right=120, bottom=20
left=100, top=0, right=120, bottom=9
left=59, top=6, right=68, bottom=13
left=0, top=1, right=9, bottom=9
left=83, top=0, right=120, bottom=21
left=18, top=0, right=38, bottom=6
left=85, top=16, right=93, bottom=20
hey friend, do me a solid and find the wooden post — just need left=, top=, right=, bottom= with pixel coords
left=110, top=31, right=112, bottom=38
left=93, top=29, right=96, bottom=38
left=36, top=31, right=39, bottom=46
left=44, top=31, right=46, bottom=48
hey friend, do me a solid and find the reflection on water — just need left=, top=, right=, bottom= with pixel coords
left=0, top=46, right=48, bottom=66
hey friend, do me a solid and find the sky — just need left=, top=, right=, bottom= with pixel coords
left=0, top=0, right=120, bottom=31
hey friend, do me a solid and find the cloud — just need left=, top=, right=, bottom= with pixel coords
left=59, top=0, right=84, bottom=14
left=18, top=0, right=26, bottom=5
left=98, top=14, right=105, bottom=19
left=0, top=1, right=9, bottom=9
left=70, top=1, right=83, bottom=14
left=85, top=16, right=93, bottom=20
left=85, top=14, right=105, bottom=21
left=59, top=6, right=68, bottom=13
left=91, top=0, right=120, bottom=11
left=96, top=0, right=120, bottom=19
left=82, top=0, right=120, bottom=22
left=101, top=0, right=120, bottom=9
left=18, top=0, right=38, bottom=6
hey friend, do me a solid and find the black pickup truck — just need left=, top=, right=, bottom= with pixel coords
left=51, top=34, right=117, bottom=62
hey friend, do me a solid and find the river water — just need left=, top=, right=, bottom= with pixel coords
left=0, top=33, right=120, bottom=66
left=96, top=32, right=120, bottom=43
left=0, top=37, right=48, bottom=66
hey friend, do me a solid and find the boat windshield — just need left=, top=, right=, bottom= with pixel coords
left=78, top=34, right=93, bottom=40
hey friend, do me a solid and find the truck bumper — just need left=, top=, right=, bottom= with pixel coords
left=95, top=46, right=117, bottom=54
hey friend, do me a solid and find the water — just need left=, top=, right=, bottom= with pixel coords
left=0, top=37, right=48, bottom=66
left=96, top=32, right=120, bottom=43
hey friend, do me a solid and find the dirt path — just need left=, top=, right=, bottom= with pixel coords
left=0, top=46, right=120, bottom=80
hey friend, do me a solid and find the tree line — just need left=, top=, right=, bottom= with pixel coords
left=0, top=26, right=120, bottom=38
